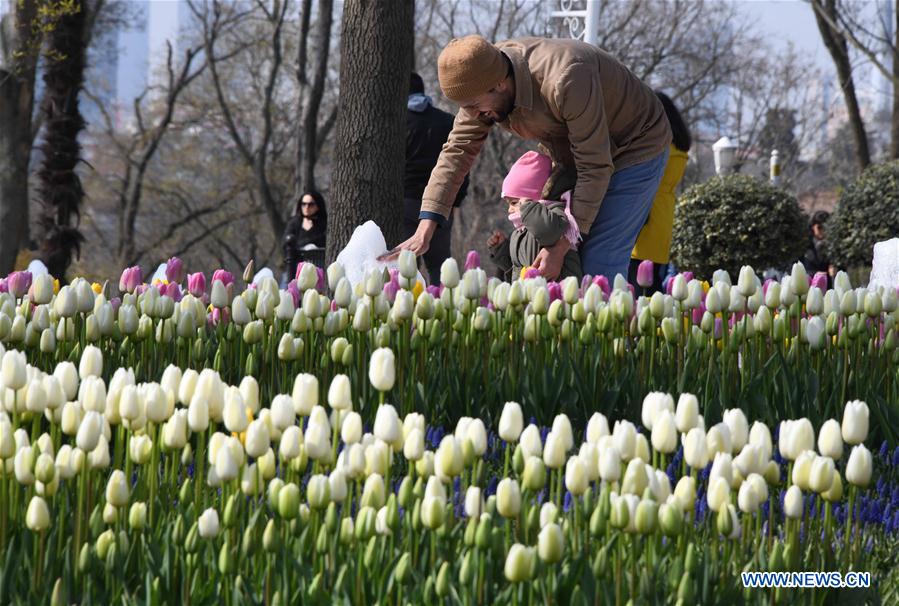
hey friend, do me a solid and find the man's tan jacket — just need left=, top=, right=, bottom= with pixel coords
left=421, top=37, right=672, bottom=235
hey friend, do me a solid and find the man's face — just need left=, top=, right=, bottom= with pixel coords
left=459, top=82, right=515, bottom=126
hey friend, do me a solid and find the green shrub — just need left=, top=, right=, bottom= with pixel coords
left=828, top=160, right=899, bottom=268
left=671, top=174, right=807, bottom=280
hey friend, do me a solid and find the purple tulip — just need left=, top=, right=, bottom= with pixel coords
left=7, top=271, right=32, bottom=299
left=464, top=250, right=481, bottom=271
left=0, top=278, right=7, bottom=294
left=383, top=281, right=399, bottom=303
left=330, top=300, right=338, bottom=312
left=135, top=283, right=149, bottom=296
left=212, top=269, right=234, bottom=287
left=287, top=280, right=301, bottom=307
left=119, top=266, right=142, bottom=294
left=524, top=267, right=541, bottom=279
left=636, top=260, right=654, bottom=288
left=548, top=281, right=562, bottom=302
left=165, top=257, right=186, bottom=284
left=682, top=271, right=694, bottom=283
left=110, top=297, right=122, bottom=315
left=163, top=282, right=183, bottom=302
left=580, top=274, right=593, bottom=292
left=426, top=285, right=441, bottom=298
left=714, top=317, right=723, bottom=339
left=316, top=267, right=326, bottom=292
left=811, top=272, right=828, bottom=291
left=187, top=272, right=206, bottom=298
left=591, top=275, right=611, bottom=298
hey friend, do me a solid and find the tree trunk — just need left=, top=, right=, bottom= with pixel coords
left=300, top=0, right=334, bottom=193
left=327, top=0, right=414, bottom=262
left=0, top=0, right=39, bottom=276
left=36, top=0, right=89, bottom=280
left=891, top=0, right=899, bottom=159
left=813, top=0, right=871, bottom=172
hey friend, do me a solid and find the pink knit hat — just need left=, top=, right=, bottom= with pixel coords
left=502, top=151, right=552, bottom=200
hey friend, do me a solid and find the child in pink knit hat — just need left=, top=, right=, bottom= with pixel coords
left=487, top=151, right=582, bottom=280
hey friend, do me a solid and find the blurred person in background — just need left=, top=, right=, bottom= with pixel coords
left=803, top=210, right=834, bottom=286
left=282, top=190, right=327, bottom=285
left=628, top=91, right=691, bottom=294
left=405, top=72, right=469, bottom=282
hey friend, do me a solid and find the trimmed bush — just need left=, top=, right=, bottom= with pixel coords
left=671, top=174, right=807, bottom=279
left=828, top=160, right=899, bottom=268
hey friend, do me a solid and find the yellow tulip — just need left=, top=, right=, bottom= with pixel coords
left=412, top=280, right=424, bottom=302
left=53, top=279, right=60, bottom=294
left=91, top=282, right=102, bottom=294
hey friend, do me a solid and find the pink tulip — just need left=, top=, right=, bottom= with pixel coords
left=426, top=285, right=441, bottom=298
left=0, top=279, right=7, bottom=294
left=714, top=317, right=723, bottom=339
left=636, top=260, right=654, bottom=289
left=119, top=266, right=142, bottom=294
left=762, top=278, right=773, bottom=297
left=187, top=272, right=206, bottom=298
left=627, top=284, right=635, bottom=299
left=692, top=302, right=705, bottom=325
left=811, top=272, right=828, bottom=291
left=212, top=269, right=234, bottom=287
left=682, top=271, right=694, bottom=283
left=591, top=275, right=611, bottom=298
left=524, top=267, right=541, bottom=279
left=110, top=297, right=122, bottom=315
left=135, top=284, right=149, bottom=296
left=548, top=282, right=562, bottom=302
left=330, top=300, right=338, bottom=312
left=7, top=271, right=32, bottom=299
left=287, top=280, right=301, bottom=307
left=212, top=307, right=230, bottom=326
left=464, top=250, right=481, bottom=271
left=165, top=257, right=185, bottom=284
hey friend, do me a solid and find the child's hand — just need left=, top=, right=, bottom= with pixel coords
left=487, top=230, right=507, bottom=248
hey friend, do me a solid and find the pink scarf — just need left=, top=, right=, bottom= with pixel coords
left=508, top=191, right=581, bottom=246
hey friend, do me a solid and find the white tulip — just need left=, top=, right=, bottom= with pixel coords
left=499, top=402, right=524, bottom=443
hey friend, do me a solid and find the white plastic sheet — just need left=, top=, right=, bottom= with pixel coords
left=335, top=221, right=397, bottom=286
left=869, top=238, right=899, bottom=291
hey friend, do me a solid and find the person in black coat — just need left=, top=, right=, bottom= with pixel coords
left=405, top=72, right=469, bottom=282
left=802, top=210, right=834, bottom=286
left=283, top=190, right=327, bottom=280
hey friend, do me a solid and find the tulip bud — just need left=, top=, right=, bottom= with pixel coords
left=504, top=544, right=535, bottom=583
left=129, top=502, right=147, bottom=531
left=537, top=523, right=564, bottom=563
left=198, top=508, right=220, bottom=539
left=368, top=348, right=395, bottom=393
left=784, top=485, right=803, bottom=519
left=421, top=495, right=445, bottom=530
left=26, top=496, right=50, bottom=532
left=841, top=400, right=869, bottom=446
left=496, top=478, right=521, bottom=518
left=846, top=444, right=872, bottom=488
left=817, top=419, right=843, bottom=460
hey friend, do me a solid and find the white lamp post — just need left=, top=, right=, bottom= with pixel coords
left=712, top=136, right=738, bottom=176
left=769, top=149, right=782, bottom=186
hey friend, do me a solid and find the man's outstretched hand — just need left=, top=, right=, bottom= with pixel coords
left=533, top=238, right=571, bottom=281
left=378, top=219, right=438, bottom=261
